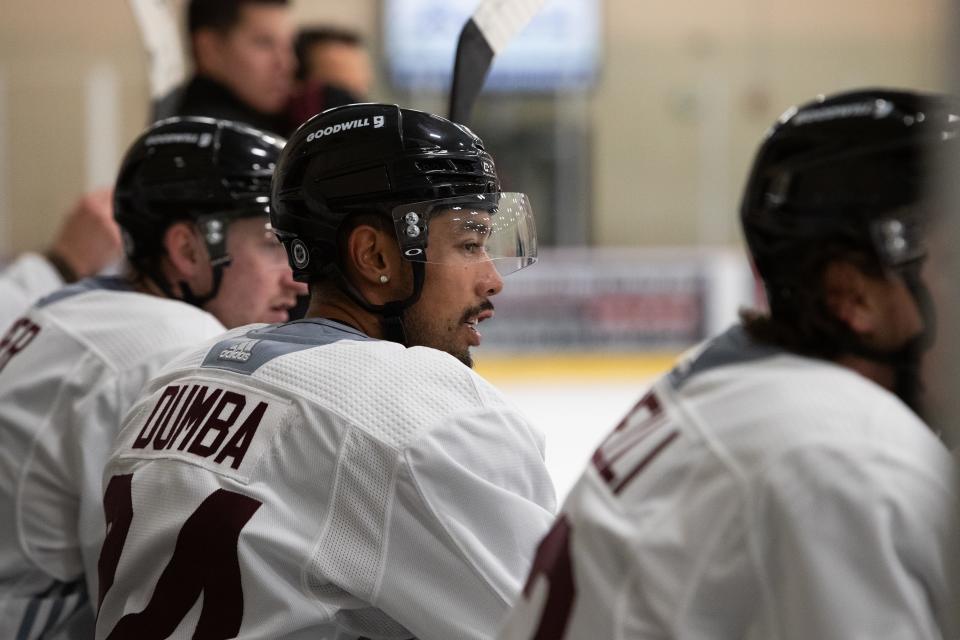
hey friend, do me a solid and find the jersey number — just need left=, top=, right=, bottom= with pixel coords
left=98, top=474, right=262, bottom=639
left=521, top=515, right=576, bottom=640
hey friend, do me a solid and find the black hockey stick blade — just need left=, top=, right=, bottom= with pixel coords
left=449, top=19, right=494, bottom=126
left=448, top=0, right=547, bottom=126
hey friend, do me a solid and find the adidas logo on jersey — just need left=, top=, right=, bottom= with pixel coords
left=218, top=339, right=259, bottom=363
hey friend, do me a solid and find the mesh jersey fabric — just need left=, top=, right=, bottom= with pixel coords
left=0, top=253, right=63, bottom=331
left=96, top=319, right=557, bottom=640
left=500, top=325, right=960, bottom=640
left=0, top=280, right=225, bottom=640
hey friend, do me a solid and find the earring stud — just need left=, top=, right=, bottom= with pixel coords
left=379, top=274, right=390, bottom=284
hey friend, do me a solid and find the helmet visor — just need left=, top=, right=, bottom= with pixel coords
left=391, top=193, right=538, bottom=276
left=257, top=221, right=299, bottom=271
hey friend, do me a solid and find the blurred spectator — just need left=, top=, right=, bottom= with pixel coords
left=175, top=0, right=295, bottom=135
left=295, top=27, right=372, bottom=98
left=0, top=188, right=121, bottom=329
left=287, top=26, right=372, bottom=130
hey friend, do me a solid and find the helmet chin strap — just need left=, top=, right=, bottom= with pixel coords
left=145, top=255, right=231, bottom=309
left=178, top=258, right=230, bottom=307
left=147, top=216, right=234, bottom=309
left=325, top=261, right=426, bottom=346
left=841, top=268, right=935, bottom=416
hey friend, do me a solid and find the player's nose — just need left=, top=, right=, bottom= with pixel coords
left=476, top=260, right=503, bottom=297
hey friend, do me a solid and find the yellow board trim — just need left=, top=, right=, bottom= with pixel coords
left=474, top=352, right=680, bottom=383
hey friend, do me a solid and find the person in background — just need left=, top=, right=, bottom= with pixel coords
left=286, top=26, right=373, bottom=140
left=295, top=26, right=372, bottom=98
left=175, top=0, right=295, bottom=136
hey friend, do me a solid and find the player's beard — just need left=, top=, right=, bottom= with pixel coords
left=402, top=301, right=493, bottom=368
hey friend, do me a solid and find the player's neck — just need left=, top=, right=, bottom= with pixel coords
left=126, top=268, right=165, bottom=298
left=305, top=295, right=383, bottom=339
left=833, top=353, right=896, bottom=392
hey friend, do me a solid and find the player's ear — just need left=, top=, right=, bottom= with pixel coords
left=823, top=260, right=879, bottom=335
left=343, top=223, right=406, bottom=304
left=163, top=222, right=209, bottom=281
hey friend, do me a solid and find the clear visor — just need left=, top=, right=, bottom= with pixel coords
left=391, top=192, right=538, bottom=276
left=256, top=221, right=296, bottom=271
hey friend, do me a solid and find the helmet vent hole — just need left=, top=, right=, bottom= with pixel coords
left=449, top=159, right=476, bottom=172
left=415, top=159, right=457, bottom=173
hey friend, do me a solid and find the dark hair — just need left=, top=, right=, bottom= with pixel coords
left=741, top=243, right=887, bottom=359
left=294, top=27, right=365, bottom=81
left=188, top=0, right=289, bottom=34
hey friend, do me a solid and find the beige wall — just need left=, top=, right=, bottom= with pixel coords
left=0, top=0, right=947, bottom=257
left=0, top=2, right=149, bottom=256
left=592, top=0, right=947, bottom=247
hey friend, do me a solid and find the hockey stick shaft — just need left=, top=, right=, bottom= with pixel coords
left=448, top=0, right=547, bottom=126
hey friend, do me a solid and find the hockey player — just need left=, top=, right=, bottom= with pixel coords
left=500, top=89, right=960, bottom=639
left=94, top=104, right=556, bottom=639
left=0, top=117, right=304, bottom=639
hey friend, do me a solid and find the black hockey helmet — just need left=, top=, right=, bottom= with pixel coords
left=741, top=88, right=959, bottom=310
left=740, top=88, right=960, bottom=413
left=114, top=116, right=285, bottom=304
left=270, top=103, right=537, bottom=342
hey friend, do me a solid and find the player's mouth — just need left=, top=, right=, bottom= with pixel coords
left=462, top=302, right=495, bottom=347
left=267, top=301, right=296, bottom=323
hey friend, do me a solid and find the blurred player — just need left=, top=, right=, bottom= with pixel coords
left=0, top=189, right=122, bottom=329
left=95, top=104, right=556, bottom=639
left=500, top=89, right=960, bottom=639
left=0, top=117, right=304, bottom=639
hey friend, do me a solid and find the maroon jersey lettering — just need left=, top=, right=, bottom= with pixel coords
left=521, top=515, right=576, bottom=640
left=130, top=385, right=270, bottom=471
left=0, top=317, right=41, bottom=373
left=98, top=474, right=262, bottom=638
left=592, top=391, right=680, bottom=495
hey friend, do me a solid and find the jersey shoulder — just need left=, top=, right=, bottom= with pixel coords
left=34, top=279, right=224, bottom=371
left=150, top=319, right=510, bottom=450
left=667, top=325, right=921, bottom=443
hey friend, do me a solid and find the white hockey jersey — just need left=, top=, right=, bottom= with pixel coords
left=500, top=325, right=960, bottom=640
left=0, top=277, right=225, bottom=640
left=95, top=318, right=557, bottom=640
left=0, top=253, right=63, bottom=331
